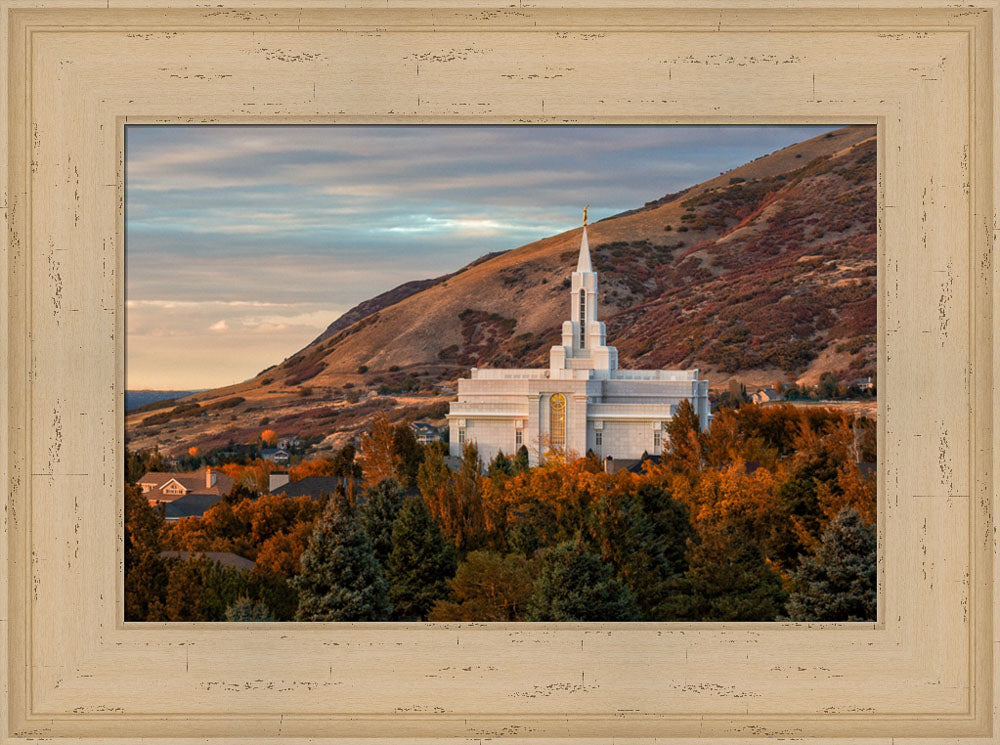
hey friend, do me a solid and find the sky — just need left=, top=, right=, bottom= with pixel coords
left=126, top=124, right=838, bottom=390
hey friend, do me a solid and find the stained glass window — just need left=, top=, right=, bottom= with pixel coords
left=550, top=393, right=566, bottom=450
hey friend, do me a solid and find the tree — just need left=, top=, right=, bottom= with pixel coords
left=224, top=480, right=257, bottom=505
left=487, top=450, right=514, bottom=480
left=163, top=555, right=254, bottom=621
left=665, top=398, right=704, bottom=476
left=225, top=597, right=275, bottom=622
left=429, top=551, right=536, bottom=621
left=358, top=413, right=399, bottom=489
left=188, top=446, right=200, bottom=458
left=663, top=522, right=787, bottom=622
left=124, top=484, right=168, bottom=621
left=512, top=445, right=531, bottom=474
left=359, top=478, right=407, bottom=567
left=392, top=424, right=424, bottom=490
left=293, top=494, right=392, bottom=621
left=585, top=492, right=682, bottom=620
left=125, top=447, right=166, bottom=486
left=525, top=540, right=641, bottom=622
left=261, top=429, right=278, bottom=447
left=786, top=508, right=876, bottom=621
left=386, top=496, right=457, bottom=620
left=289, top=457, right=335, bottom=482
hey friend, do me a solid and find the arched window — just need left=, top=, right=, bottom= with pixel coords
left=550, top=393, right=566, bottom=451
left=579, top=289, right=586, bottom=348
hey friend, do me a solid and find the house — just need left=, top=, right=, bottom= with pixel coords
left=158, top=550, right=255, bottom=571
left=409, top=421, right=443, bottom=444
left=261, top=447, right=291, bottom=465
left=276, top=436, right=302, bottom=451
left=751, top=388, right=785, bottom=405
left=270, top=475, right=349, bottom=500
left=162, top=493, right=224, bottom=520
left=447, top=212, right=710, bottom=466
left=851, top=376, right=875, bottom=391
left=137, top=466, right=233, bottom=507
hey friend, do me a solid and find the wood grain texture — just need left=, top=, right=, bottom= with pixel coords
left=0, top=2, right=997, bottom=743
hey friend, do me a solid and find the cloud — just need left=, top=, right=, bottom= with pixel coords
left=126, top=123, right=841, bottom=388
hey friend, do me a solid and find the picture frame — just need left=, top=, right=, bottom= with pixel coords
left=1, top=1, right=997, bottom=742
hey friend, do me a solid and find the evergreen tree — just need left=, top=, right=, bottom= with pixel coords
left=525, top=540, right=641, bottom=622
left=359, top=478, right=406, bottom=567
left=512, top=445, right=531, bottom=474
left=663, top=522, right=787, bottom=621
left=124, top=484, right=168, bottom=621
left=293, top=494, right=392, bottom=621
left=487, top=450, right=514, bottom=480
left=586, top=493, right=677, bottom=620
left=225, top=596, right=275, bottom=622
left=634, top=483, right=697, bottom=578
left=392, top=423, right=424, bottom=490
left=429, top=551, right=536, bottom=621
left=787, top=508, right=876, bottom=621
left=164, top=555, right=255, bottom=621
left=386, top=496, right=457, bottom=620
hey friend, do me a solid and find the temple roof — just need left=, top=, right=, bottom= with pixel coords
left=576, top=225, right=593, bottom=274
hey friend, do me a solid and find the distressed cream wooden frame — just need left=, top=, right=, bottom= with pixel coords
left=1, top=1, right=998, bottom=742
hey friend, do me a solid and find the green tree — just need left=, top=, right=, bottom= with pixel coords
left=787, top=508, right=876, bottom=621
left=386, top=496, right=457, bottom=620
left=512, top=445, right=531, bottom=474
left=664, top=523, right=787, bottom=621
left=293, top=494, right=392, bottom=621
left=392, top=424, right=424, bottom=490
left=487, top=450, right=514, bottom=480
left=225, top=596, right=275, bottom=622
left=429, top=551, right=536, bottom=621
left=125, top=447, right=166, bottom=486
left=164, top=555, right=254, bottom=621
left=525, top=540, right=641, bottom=622
left=635, top=483, right=697, bottom=578
left=124, top=484, right=168, bottom=621
left=585, top=492, right=680, bottom=620
left=359, top=478, right=406, bottom=567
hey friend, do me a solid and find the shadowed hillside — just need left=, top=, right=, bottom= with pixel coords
left=126, top=125, right=876, bottom=456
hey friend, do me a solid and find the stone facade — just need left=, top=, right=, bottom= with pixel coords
left=448, top=219, right=710, bottom=466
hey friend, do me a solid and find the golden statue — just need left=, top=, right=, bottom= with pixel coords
left=583, top=205, right=589, bottom=226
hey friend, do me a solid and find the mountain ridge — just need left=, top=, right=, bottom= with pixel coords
left=126, top=125, right=876, bottom=457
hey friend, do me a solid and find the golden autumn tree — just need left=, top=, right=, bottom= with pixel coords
left=261, top=429, right=278, bottom=447
left=289, top=457, right=335, bottom=482
left=358, top=413, right=399, bottom=489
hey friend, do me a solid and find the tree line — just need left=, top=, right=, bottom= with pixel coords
left=125, top=402, right=876, bottom=622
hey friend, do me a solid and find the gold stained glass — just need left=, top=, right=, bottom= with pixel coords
left=550, top=393, right=566, bottom=450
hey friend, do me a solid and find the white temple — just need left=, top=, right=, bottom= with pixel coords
left=447, top=210, right=711, bottom=466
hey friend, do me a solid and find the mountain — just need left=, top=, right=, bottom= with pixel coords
left=125, top=390, right=203, bottom=412
left=125, top=125, right=876, bottom=457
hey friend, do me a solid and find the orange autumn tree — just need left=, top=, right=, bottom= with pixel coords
left=289, top=457, right=335, bottom=482
left=217, top=458, right=280, bottom=494
left=358, top=413, right=399, bottom=489
left=417, top=442, right=487, bottom=551
left=261, top=429, right=278, bottom=447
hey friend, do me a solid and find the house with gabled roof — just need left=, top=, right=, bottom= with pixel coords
left=137, top=466, right=233, bottom=509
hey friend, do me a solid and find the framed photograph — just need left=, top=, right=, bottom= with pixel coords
left=1, top=1, right=997, bottom=742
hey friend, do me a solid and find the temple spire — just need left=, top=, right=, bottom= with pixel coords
left=576, top=208, right=593, bottom=274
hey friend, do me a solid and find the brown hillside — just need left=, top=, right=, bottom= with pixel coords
left=126, top=125, right=876, bottom=457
